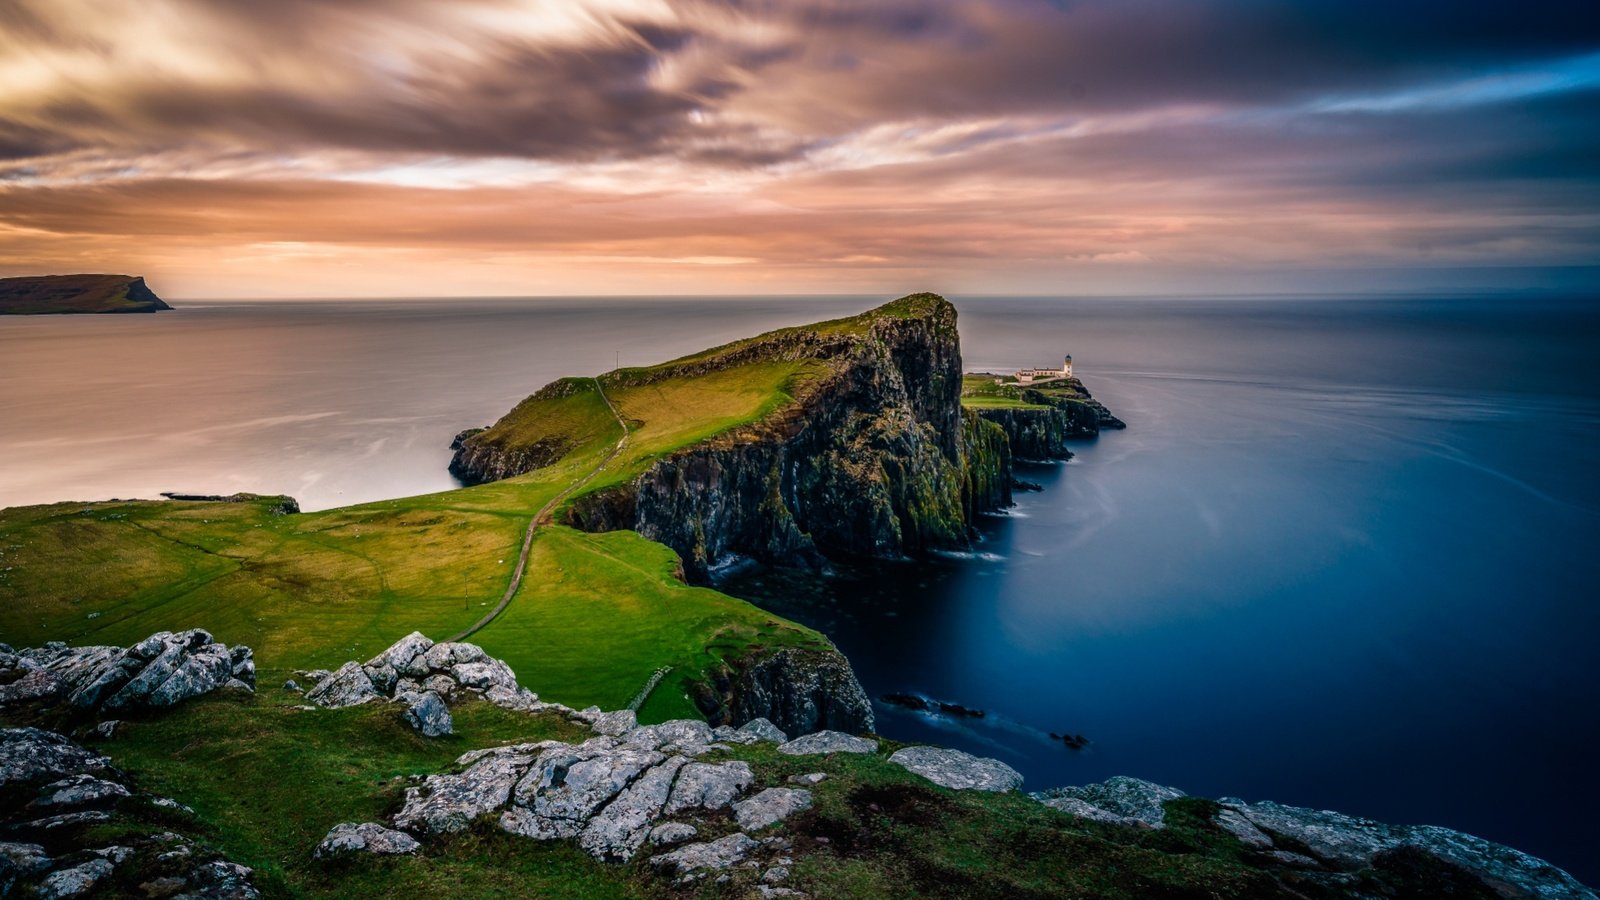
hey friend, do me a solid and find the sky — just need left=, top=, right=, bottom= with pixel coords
left=1, top=0, right=1597, bottom=297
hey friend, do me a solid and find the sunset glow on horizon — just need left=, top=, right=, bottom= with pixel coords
left=2, top=0, right=1597, bottom=297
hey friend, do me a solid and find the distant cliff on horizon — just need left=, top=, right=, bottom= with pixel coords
left=0, top=274, right=172, bottom=315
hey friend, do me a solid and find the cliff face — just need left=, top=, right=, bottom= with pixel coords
left=974, top=381, right=1123, bottom=461
left=691, top=646, right=875, bottom=736
left=564, top=295, right=1007, bottom=582
left=0, top=274, right=172, bottom=315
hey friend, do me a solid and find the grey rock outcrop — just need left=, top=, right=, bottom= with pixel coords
left=777, top=731, right=878, bottom=756
left=888, top=746, right=1022, bottom=792
left=315, top=823, right=421, bottom=858
left=664, top=761, right=755, bottom=815
left=0, top=727, right=260, bottom=899
left=402, top=691, right=453, bottom=737
left=733, top=788, right=813, bottom=831
left=1223, top=798, right=1596, bottom=898
left=649, top=832, right=760, bottom=881
left=1032, top=777, right=1184, bottom=828
left=649, top=822, right=697, bottom=847
left=0, top=631, right=255, bottom=715
left=304, top=633, right=563, bottom=735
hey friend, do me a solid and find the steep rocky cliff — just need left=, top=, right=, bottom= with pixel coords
left=690, top=646, right=875, bottom=736
left=972, top=380, right=1123, bottom=460
left=557, top=294, right=1008, bottom=582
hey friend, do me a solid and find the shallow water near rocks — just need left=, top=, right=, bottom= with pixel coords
left=3, top=294, right=1597, bottom=882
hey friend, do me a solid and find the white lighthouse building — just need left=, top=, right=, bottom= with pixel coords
left=1016, top=355, right=1072, bottom=382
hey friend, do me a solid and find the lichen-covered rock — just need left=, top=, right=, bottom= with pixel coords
left=649, top=822, right=697, bottom=847
left=888, top=746, right=1022, bottom=792
left=395, top=750, right=538, bottom=834
left=1, top=631, right=255, bottom=715
left=505, top=744, right=664, bottom=840
left=26, top=774, right=130, bottom=812
left=1032, top=777, right=1184, bottom=829
left=622, top=719, right=714, bottom=754
left=402, top=691, right=453, bottom=737
left=737, top=718, right=788, bottom=743
left=366, top=632, right=434, bottom=676
left=579, top=756, right=690, bottom=861
left=1225, top=799, right=1595, bottom=897
left=176, top=860, right=258, bottom=899
left=776, top=731, right=878, bottom=756
left=589, top=709, right=637, bottom=736
left=315, top=822, right=421, bottom=858
left=732, top=788, right=813, bottom=831
left=649, top=832, right=760, bottom=879
left=36, top=858, right=114, bottom=899
left=304, top=661, right=381, bottom=709
left=664, top=760, right=754, bottom=816
left=0, top=728, right=112, bottom=787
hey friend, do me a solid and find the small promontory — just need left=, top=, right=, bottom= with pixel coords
left=0, top=274, right=172, bottom=315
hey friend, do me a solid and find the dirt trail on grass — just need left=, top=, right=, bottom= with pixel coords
left=448, top=378, right=629, bottom=642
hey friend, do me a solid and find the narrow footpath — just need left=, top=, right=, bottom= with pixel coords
left=447, top=378, right=629, bottom=641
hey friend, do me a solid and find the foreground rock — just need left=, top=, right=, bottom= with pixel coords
left=1035, top=776, right=1594, bottom=898
left=888, top=746, right=1022, bottom=792
left=0, top=727, right=260, bottom=898
left=315, top=823, right=421, bottom=858
left=776, top=731, right=878, bottom=756
left=1033, top=776, right=1184, bottom=828
left=0, top=631, right=255, bottom=715
left=301, top=633, right=570, bottom=734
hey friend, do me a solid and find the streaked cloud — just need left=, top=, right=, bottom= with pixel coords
left=1, top=0, right=1596, bottom=294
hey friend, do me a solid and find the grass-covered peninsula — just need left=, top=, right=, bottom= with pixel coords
left=0, top=274, right=172, bottom=315
left=2, top=294, right=1588, bottom=899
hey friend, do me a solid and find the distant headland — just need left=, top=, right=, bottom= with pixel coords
left=0, top=274, right=172, bottom=315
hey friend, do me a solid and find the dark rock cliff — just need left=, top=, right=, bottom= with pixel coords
left=975, top=380, right=1124, bottom=461
left=564, top=295, right=1009, bottom=583
left=691, top=646, right=875, bottom=736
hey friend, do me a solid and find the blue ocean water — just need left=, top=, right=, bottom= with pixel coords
left=3, top=293, right=1596, bottom=881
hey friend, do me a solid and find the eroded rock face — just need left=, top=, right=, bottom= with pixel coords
left=0, top=727, right=260, bottom=899
left=697, top=647, right=875, bottom=739
left=402, top=691, right=453, bottom=737
left=888, top=746, right=1022, bottom=793
left=649, top=832, right=760, bottom=880
left=0, top=631, right=255, bottom=715
left=776, top=731, right=878, bottom=756
left=315, top=823, right=421, bottom=858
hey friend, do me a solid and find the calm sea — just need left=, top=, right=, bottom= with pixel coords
left=3, top=295, right=1597, bottom=881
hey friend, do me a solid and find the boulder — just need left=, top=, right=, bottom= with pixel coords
left=1, top=728, right=112, bottom=787
left=3, top=632, right=255, bottom=715
left=622, top=719, right=714, bottom=753
left=423, top=642, right=486, bottom=671
left=395, top=751, right=538, bottom=834
left=177, top=860, right=258, bottom=899
left=579, top=756, right=691, bottom=861
left=304, top=662, right=382, bottom=709
left=648, top=822, right=697, bottom=847
left=315, top=823, right=421, bottom=858
left=788, top=773, right=827, bottom=787
left=366, top=632, right=434, bottom=677
left=737, top=718, right=788, bottom=743
left=888, top=746, right=1022, bottom=792
left=26, top=774, right=130, bottom=812
left=663, top=760, right=754, bottom=815
left=732, top=788, right=813, bottom=831
left=1031, top=777, right=1185, bottom=829
left=776, top=731, right=878, bottom=756
left=505, top=744, right=665, bottom=840
left=403, top=691, right=453, bottom=737
left=589, top=709, right=637, bottom=736
left=649, top=833, right=760, bottom=879
left=36, top=858, right=114, bottom=899
left=450, top=659, right=517, bottom=692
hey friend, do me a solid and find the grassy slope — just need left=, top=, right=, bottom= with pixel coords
left=0, top=274, right=169, bottom=314
left=0, top=307, right=853, bottom=712
left=960, top=375, right=1050, bottom=410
